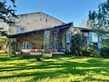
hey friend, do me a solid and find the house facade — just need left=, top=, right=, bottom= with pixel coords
left=8, top=22, right=74, bottom=54
left=7, top=12, right=102, bottom=55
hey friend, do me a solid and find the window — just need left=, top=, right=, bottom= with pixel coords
left=40, top=18, right=42, bottom=21
left=17, top=27, right=20, bottom=33
left=92, top=32, right=98, bottom=42
left=17, top=27, right=27, bottom=33
left=23, top=42, right=28, bottom=49
left=20, top=27, right=25, bottom=32
left=19, top=42, right=33, bottom=49
left=46, top=19, right=47, bottom=22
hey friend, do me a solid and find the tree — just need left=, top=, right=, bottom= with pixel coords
left=0, top=0, right=17, bottom=24
left=0, top=0, right=17, bottom=36
left=87, top=0, right=109, bottom=37
left=87, top=0, right=109, bottom=57
left=72, top=29, right=87, bottom=56
left=80, top=17, right=88, bottom=27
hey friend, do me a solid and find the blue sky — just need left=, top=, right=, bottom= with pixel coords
left=8, top=0, right=105, bottom=26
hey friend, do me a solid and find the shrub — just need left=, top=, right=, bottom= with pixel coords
left=80, top=46, right=99, bottom=57
left=101, top=47, right=109, bottom=58
left=101, top=38, right=109, bottom=58
left=72, top=31, right=87, bottom=56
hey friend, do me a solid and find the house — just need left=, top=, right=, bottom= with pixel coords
left=8, top=22, right=74, bottom=55
left=7, top=12, right=102, bottom=55
left=76, top=27, right=102, bottom=49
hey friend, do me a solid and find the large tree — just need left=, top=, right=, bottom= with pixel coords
left=0, top=0, right=17, bottom=24
left=0, top=0, right=17, bottom=36
left=87, top=0, right=109, bottom=37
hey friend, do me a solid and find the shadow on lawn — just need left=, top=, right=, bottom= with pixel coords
left=0, top=54, right=109, bottom=81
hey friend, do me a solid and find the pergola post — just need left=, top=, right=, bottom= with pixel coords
left=43, top=30, right=50, bottom=53
left=8, top=38, right=16, bottom=56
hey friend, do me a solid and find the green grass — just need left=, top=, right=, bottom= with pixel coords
left=0, top=54, right=109, bottom=82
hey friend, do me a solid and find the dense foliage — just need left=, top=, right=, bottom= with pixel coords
left=0, top=37, right=8, bottom=52
left=0, top=0, right=17, bottom=24
left=87, top=0, right=109, bottom=57
left=72, top=31, right=87, bottom=56
left=87, top=0, right=109, bottom=37
left=72, top=31, right=99, bottom=57
left=101, top=39, right=109, bottom=57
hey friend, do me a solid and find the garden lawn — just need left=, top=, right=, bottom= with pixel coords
left=0, top=54, right=109, bottom=82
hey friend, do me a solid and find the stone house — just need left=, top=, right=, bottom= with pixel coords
left=7, top=12, right=102, bottom=55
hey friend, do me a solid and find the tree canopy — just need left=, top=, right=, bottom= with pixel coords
left=0, top=0, right=17, bottom=24
left=0, top=0, right=17, bottom=36
left=87, top=0, right=109, bottom=37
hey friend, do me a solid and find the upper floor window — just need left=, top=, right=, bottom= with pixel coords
left=40, top=18, right=42, bottom=21
left=20, top=27, right=25, bottom=32
left=89, top=32, right=98, bottom=43
left=17, top=26, right=27, bottom=33
left=46, top=19, right=47, bottom=22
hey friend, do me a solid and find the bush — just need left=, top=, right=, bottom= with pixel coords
left=0, top=37, right=8, bottom=51
left=101, top=38, right=109, bottom=58
left=80, top=46, right=99, bottom=57
left=101, top=47, right=109, bottom=58
left=71, top=31, right=100, bottom=57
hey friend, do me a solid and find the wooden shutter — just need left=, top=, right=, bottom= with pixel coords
left=24, top=27, right=27, bottom=32
left=89, top=32, right=92, bottom=42
left=17, top=27, right=20, bottom=33
left=19, top=42, right=23, bottom=50
left=69, top=32, right=72, bottom=52
left=64, top=34, right=67, bottom=52
left=58, top=42, right=61, bottom=52
left=29, top=42, right=32, bottom=49
left=98, top=36, right=102, bottom=43
left=98, top=43, right=101, bottom=49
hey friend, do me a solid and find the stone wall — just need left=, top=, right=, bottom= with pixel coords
left=16, top=33, right=44, bottom=50
left=9, top=12, right=64, bottom=35
left=61, top=25, right=74, bottom=49
left=43, top=30, right=50, bottom=53
left=0, top=22, right=9, bottom=32
left=8, top=38, right=16, bottom=55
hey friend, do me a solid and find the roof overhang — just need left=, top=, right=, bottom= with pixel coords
left=8, top=22, right=73, bottom=38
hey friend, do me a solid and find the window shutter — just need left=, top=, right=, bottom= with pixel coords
left=98, top=43, right=101, bottom=49
left=98, top=36, right=102, bottom=43
left=19, top=42, right=23, bottom=50
left=58, top=42, right=61, bottom=52
left=29, top=42, right=32, bottom=49
left=69, top=32, right=72, bottom=52
left=89, top=32, right=92, bottom=42
left=24, top=27, right=27, bottom=32
left=17, top=27, right=20, bottom=33
left=64, top=34, right=67, bottom=52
